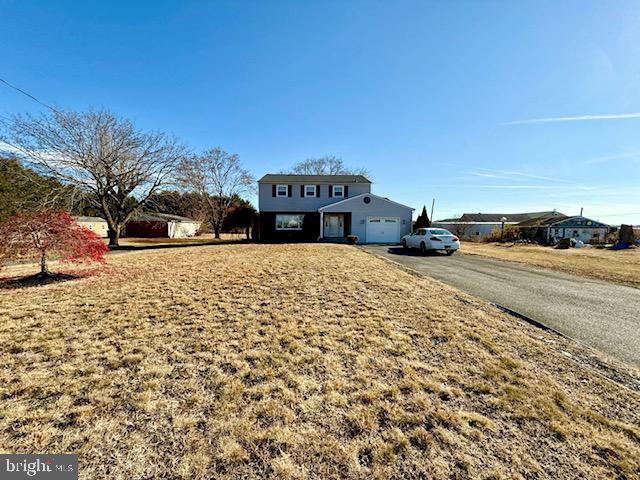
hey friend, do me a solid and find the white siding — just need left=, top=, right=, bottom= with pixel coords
left=321, top=194, right=413, bottom=243
left=168, top=221, right=200, bottom=238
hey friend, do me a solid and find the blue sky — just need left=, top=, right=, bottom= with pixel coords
left=1, top=1, right=639, bottom=224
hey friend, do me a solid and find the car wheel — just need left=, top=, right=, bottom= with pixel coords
left=446, top=250, right=455, bottom=256
left=402, top=239, right=407, bottom=249
left=420, top=242, right=427, bottom=255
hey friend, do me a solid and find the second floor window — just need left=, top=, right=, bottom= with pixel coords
left=276, top=185, right=288, bottom=197
left=332, top=185, right=344, bottom=197
left=304, top=185, right=316, bottom=197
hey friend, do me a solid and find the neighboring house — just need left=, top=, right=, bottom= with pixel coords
left=257, top=174, right=414, bottom=243
left=518, top=215, right=610, bottom=244
left=434, top=211, right=562, bottom=240
left=74, top=216, right=109, bottom=238
left=125, top=213, right=201, bottom=238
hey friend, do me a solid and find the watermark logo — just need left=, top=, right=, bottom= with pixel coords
left=1, top=455, right=77, bottom=479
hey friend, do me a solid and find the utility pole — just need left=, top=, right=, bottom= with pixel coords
left=430, top=198, right=435, bottom=224
left=500, top=216, right=507, bottom=242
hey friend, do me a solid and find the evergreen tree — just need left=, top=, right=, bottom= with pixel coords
left=0, top=157, right=71, bottom=222
left=414, top=205, right=431, bottom=229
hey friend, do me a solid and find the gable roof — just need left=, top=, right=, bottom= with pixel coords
left=129, top=212, right=199, bottom=223
left=74, top=216, right=107, bottom=223
left=318, top=193, right=414, bottom=212
left=517, top=214, right=569, bottom=227
left=516, top=215, right=609, bottom=228
left=455, top=211, right=562, bottom=223
left=548, top=216, right=609, bottom=228
left=258, top=174, right=371, bottom=184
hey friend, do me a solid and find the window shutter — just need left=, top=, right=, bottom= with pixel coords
left=344, top=185, right=349, bottom=198
left=300, top=185, right=305, bottom=197
left=272, top=185, right=276, bottom=197
left=316, top=185, right=320, bottom=197
left=329, top=185, right=333, bottom=197
left=287, top=185, right=292, bottom=197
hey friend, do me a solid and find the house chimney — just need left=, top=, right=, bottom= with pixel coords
left=580, top=207, right=583, bottom=216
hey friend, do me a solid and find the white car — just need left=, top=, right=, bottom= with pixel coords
left=401, top=228, right=460, bottom=255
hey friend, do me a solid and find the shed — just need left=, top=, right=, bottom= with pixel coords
left=125, top=213, right=201, bottom=238
left=74, top=216, right=109, bottom=238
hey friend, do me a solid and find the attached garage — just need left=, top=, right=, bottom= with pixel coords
left=366, top=217, right=401, bottom=243
left=318, top=194, right=413, bottom=243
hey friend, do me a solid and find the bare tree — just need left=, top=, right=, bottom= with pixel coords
left=0, top=109, right=186, bottom=246
left=451, top=223, right=472, bottom=240
left=177, top=148, right=254, bottom=239
left=285, top=156, right=369, bottom=178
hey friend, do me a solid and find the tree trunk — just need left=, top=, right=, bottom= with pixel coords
left=213, top=225, right=221, bottom=239
left=40, top=250, right=50, bottom=276
left=108, top=225, right=121, bottom=247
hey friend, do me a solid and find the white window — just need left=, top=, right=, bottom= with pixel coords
left=332, top=185, right=344, bottom=197
left=276, top=185, right=288, bottom=197
left=304, top=185, right=316, bottom=197
left=276, top=214, right=304, bottom=230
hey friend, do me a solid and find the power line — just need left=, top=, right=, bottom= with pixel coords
left=0, top=77, right=57, bottom=112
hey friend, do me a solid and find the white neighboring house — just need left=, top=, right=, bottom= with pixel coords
left=518, top=215, right=610, bottom=244
left=74, top=216, right=109, bottom=238
left=434, top=211, right=562, bottom=240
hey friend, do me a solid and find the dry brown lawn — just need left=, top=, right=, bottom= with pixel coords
left=119, top=232, right=246, bottom=247
left=0, top=244, right=639, bottom=479
left=462, top=242, right=640, bottom=288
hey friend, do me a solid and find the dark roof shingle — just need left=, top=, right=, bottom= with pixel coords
left=258, top=174, right=371, bottom=184
left=129, top=212, right=199, bottom=223
left=443, top=211, right=563, bottom=223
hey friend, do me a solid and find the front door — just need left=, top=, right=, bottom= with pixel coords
left=325, top=214, right=344, bottom=237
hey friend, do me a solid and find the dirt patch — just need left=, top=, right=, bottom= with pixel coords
left=0, top=244, right=639, bottom=479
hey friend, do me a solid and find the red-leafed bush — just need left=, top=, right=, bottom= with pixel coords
left=0, top=210, right=109, bottom=276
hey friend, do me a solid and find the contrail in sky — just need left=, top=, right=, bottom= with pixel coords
left=505, top=112, right=640, bottom=125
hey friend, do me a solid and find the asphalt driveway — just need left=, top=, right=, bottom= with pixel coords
left=364, top=245, right=640, bottom=367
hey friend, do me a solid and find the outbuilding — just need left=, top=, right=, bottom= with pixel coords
left=125, top=213, right=201, bottom=238
left=74, top=216, right=109, bottom=238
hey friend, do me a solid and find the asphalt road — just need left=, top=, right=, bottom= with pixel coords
left=364, top=245, right=640, bottom=367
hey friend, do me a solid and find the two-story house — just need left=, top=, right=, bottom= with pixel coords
left=258, top=174, right=414, bottom=243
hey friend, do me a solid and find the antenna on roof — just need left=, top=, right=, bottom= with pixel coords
left=580, top=207, right=583, bottom=216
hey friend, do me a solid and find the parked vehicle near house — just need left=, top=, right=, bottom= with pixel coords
left=402, top=228, right=460, bottom=255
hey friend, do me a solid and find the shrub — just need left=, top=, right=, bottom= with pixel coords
left=0, top=210, right=109, bottom=276
left=487, top=224, right=520, bottom=243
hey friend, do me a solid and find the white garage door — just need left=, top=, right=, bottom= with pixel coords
left=366, top=217, right=400, bottom=243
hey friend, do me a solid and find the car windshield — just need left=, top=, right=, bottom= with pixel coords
left=430, top=229, right=452, bottom=235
